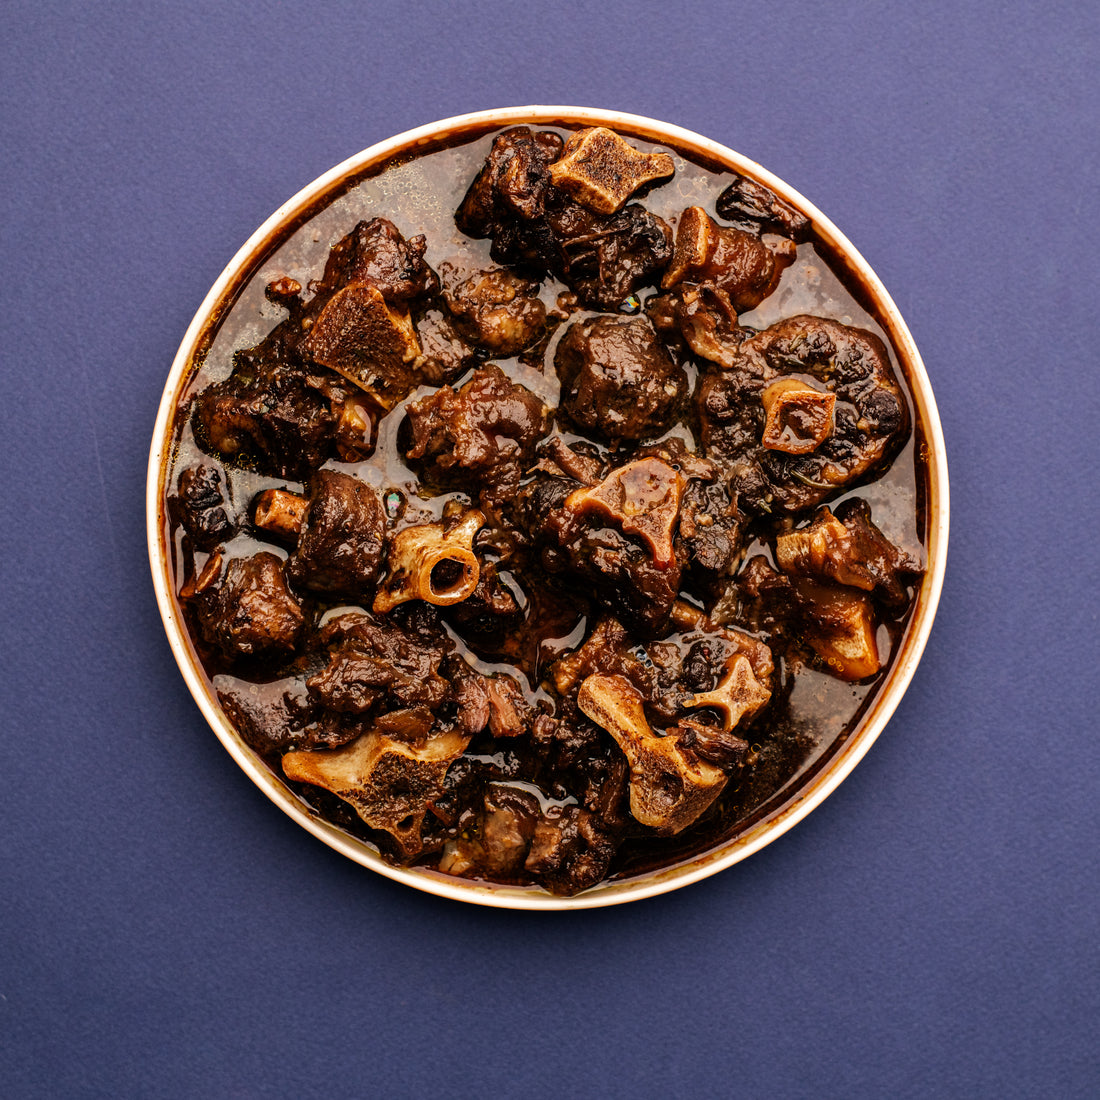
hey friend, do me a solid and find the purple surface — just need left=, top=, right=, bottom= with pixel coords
left=3, top=1, right=1097, bottom=1096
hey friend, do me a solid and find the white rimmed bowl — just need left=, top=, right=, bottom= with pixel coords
left=147, top=106, right=949, bottom=910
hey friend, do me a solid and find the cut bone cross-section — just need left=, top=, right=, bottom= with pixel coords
left=760, top=377, right=836, bottom=454
left=548, top=127, right=675, bottom=214
left=686, top=654, right=771, bottom=731
left=282, top=727, right=471, bottom=859
left=578, top=673, right=728, bottom=835
left=302, top=281, right=422, bottom=408
left=565, top=457, right=684, bottom=568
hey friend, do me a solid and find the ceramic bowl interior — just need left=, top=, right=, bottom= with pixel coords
left=147, top=106, right=949, bottom=910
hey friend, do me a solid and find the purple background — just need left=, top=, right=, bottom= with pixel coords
left=3, top=2, right=1097, bottom=1096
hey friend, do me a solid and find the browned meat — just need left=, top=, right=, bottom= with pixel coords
left=554, top=316, right=686, bottom=443
left=545, top=201, right=673, bottom=309
left=662, top=206, right=795, bottom=312
left=714, top=173, right=812, bottom=239
left=696, top=315, right=909, bottom=514
left=442, top=561, right=523, bottom=650
left=737, top=555, right=880, bottom=681
left=775, top=499, right=921, bottom=605
left=677, top=477, right=744, bottom=586
left=286, top=470, right=386, bottom=600
left=675, top=719, right=750, bottom=770
left=294, top=219, right=446, bottom=407
left=307, top=608, right=454, bottom=718
left=443, top=267, right=547, bottom=356
left=193, top=552, right=304, bottom=661
left=550, top=616, right=655, bottom=697
left=402, top=364, right=551, bottom=493
left=414, top=307, right=481, bottom=384
left=534, top=436, right=608, bottom=484
left=520, top=462, right=684, bottom=637
left=191, top=324, right=374, bottom=480
left=524, top=804, right=620, bottom=896
left=646, top=283, right=749, bottom=369
left=313, top=217, right=439, bottom=304
left=439, top=784, right=541, bottom=879
left=216, top=676, right=355, bottom=755
left=456, top=126, right=565, bottom=239
left=172, top=464, right=233, bottom=550
left=456, top=126, right=673, bottom=309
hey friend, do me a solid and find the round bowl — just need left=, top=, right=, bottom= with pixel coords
left=147, top=106, right=949, bottom=909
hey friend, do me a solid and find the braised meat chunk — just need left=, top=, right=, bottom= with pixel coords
left=307, top=608, right=455, bottom=718
left=554, top=316, right=686, bottom=444
left=520, top=458, right=685, bottom=636
left=402, top=364, right=551, bottom=494
left=192, top=340, right=362, bottom=480
left=443, top=267, right=547, bottom=356
left=192, top=552, right=304, bottom=662
left=546, top=201, right=673, bottom=309
left=774, top=499, right=921, bottom=605
left=455, top=126, right=565, bottom=240
left=457, top=125, right=674, bottom=309
left=286, top=471, right=386, bottom=601
left=663, top=206, right=796, bottom=313
left=714, top=173, right=812, bottom=239
left=313, top=217, right=439, bottom=304
left=299, top=218, right=443, bottom=408
left=172, top=463, right=234, bottom=550
left=696, top=314, right=909, bottom=514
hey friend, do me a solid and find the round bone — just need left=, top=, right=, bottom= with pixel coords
left=373, top=509, right=484, bottom=614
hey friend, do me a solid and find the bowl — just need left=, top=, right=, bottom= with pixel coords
left=147, top=106, right=949, bottom=909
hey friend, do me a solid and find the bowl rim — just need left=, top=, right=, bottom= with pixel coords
left=146, top=104, right=950, bottom=910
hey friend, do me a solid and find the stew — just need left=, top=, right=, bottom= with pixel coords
left=165, top=123, right=925, bottom=895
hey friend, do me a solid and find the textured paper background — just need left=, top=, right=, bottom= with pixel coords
left=2, top=1, right=1097, bottom=1096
